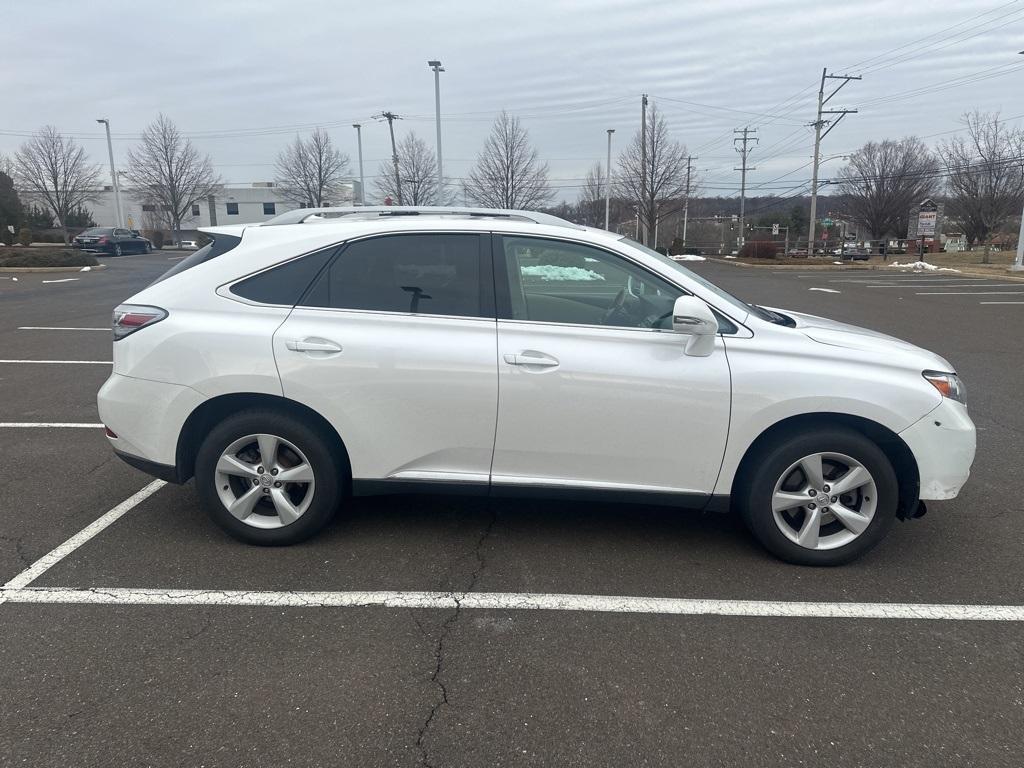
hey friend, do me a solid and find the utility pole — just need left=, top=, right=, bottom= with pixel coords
left=427, top=60, right=444, bottom=196
left=640, top=93, right=648, bottom=244
left=808, top=68, right=860, bottom=254
left=96, top=119, right=123, bottom=228
left=1012, top=201, right=1024, bottom=271
left=682, top=154, right=696, bottom=247
left=352, top=124, right=365, bottom=205
left=734, top=127, right=757, bottom=250
left=377, top=111, right=403, bottom=205
left=605, top=128, right=615, bottom=230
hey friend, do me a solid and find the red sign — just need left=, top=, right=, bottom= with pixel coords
left=384, top=196, right=393, bottom=206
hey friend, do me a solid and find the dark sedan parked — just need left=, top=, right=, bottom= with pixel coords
left=72, top=227, right=152, bottom=256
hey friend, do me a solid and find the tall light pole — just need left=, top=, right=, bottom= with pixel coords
left=1013, top=52, right=1024, bottom=271
left=428, top=60, right=444, bottom=199
left=604, top=129, right=614, bottom=230
left=96, top=118, right=123, bottom=228
left=352, top=123, right=365, bottom=205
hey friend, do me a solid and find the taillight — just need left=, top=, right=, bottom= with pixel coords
left=113, top=304, right=167, bottom=340
left=97, top=236, right=109, bottom=244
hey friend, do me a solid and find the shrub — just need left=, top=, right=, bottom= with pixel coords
left=17, top=227, right=32, bottom=246
left=0, top=248, right=99, bottom=268
left=144, top=229, right=164, bottom=249
left=739, top=239, right=778, bottom=259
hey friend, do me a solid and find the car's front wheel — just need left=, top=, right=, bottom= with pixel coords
left=195, top=410, right=342, bottom=545
left=738, top=428, right=898, bottom=566
left=112, top=243, right=122, bottom=257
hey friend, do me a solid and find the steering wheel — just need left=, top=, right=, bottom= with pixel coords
left=601, top=288, right=633, bottom=326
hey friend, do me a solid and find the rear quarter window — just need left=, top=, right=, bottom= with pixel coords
left=230, top=248, right=336, bottom=306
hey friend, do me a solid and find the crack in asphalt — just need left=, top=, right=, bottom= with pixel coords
left=0, top=534, right=33, bottom=567
left=415, top=509, right=498, bottom=768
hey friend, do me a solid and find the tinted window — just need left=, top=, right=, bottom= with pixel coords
left=303, top=234, right=483, bottom=318
left=226, top=202, right=239, bottom=215
left=230, top=248, right=335, bottom=305
left=81, top=227, right=113, bottom=236
left=149, top=233, right=243, bottom=286
left=500, top=236, right=682, bottom=329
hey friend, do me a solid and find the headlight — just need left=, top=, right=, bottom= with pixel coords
left=923, top=371, right=966, bottom=405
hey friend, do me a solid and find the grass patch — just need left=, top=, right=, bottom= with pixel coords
left=0, top=248, right=100, bottom=268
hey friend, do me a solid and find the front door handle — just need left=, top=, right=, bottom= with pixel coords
left=503, top=351, right=559, bottom=368
left=285, top=338, right=343, bottom=353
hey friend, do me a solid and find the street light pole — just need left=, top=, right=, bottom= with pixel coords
left=352, top=124, right=365, bottom=205
left=428, top=60, right=444, bottom=198
left=1012, top=203, right=1024, bottom=271
left=96, top=119, right=123, bottom=228
left=604, top=129, right=614, bottom=230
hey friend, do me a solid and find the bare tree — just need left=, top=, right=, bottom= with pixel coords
left=0, top=152, right=13, bottom=178
left=938, top=111, right=1024, bottom=262
left=275, top=127, right=350, bottom=208
left=375, top=132, right=448, bottom=205
left=615, top=103, right=693, bottom=245
left=576, top=163, right=606, bottom=226
left=466, top=111, right=552, bottom=210
left=13, top=126, right=102, bottom=243
left=125, top=114, right=219, bottom=245
left=836, top=137, right=937, bottom=241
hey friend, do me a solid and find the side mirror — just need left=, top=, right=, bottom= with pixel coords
left=671, top=295, right=718, bottom=357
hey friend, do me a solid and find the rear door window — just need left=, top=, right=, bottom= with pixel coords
left=149, top=233, right=242, bottom=286
left=302, top=233, right=489, bottom=318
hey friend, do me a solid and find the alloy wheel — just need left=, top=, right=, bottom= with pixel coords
left=214, top=433, right=316, bottom=529
left=771, top=452, right=877, bottom=551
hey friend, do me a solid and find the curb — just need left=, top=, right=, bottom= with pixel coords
left=0, top=264, right=107, bottom=274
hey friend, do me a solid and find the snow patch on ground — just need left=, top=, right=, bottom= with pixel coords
left=521, top=265, right=605, bottom=281
left=79, top=266, right=92, bottom=272
left=888, top=261, right=961, bottom=273
left=832, top=261, right=843, bottom=265
left=724, top=255, right=737, bottom=260
left=808, top=287, right=841, bottom=293
left=673, top=254, right=707, bottom=261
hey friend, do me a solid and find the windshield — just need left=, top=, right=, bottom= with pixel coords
left=80, top=228, right=113, bottom=236
left=617, top=237, right=779, bottom=322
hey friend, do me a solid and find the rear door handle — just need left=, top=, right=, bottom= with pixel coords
left=503, top=351, right=559, bottom=368
left=285, top=338, right=343, bottom=353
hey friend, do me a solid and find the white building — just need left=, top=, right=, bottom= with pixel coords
left=89, top=180, right=361, bottom=230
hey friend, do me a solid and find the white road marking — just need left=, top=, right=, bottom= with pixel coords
left=980, top=301, right=1024, bottom=305
left=916, top=291, right=1024, bottom=296
left=1, top=481, right=166, bottom=593
left=0, top=422, right=104, bottom=428
left=0, top=359, right=111, bottom=364
left=17, top=326, right=108, bottom=331
left=808, top=288, right=841, bottom=293
left=40, top=278, right=79, bottom=284
left=1, top=587, right=1022, bottom=621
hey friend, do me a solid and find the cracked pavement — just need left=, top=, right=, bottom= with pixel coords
left=1, top=255, right=1023, bottom=766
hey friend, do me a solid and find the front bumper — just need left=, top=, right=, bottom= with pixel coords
left=898, top=397, right=976, bottom=500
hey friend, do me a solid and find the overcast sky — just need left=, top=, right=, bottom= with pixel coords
left=3, top=0, right=1022, bottom=202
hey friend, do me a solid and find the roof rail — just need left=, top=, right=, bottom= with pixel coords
left=261, top=205, right=582, bottom=229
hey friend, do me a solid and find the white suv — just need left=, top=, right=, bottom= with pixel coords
left=98, top=207, right=976, bottom=565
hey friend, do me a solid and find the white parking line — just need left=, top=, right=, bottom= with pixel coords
left=0, top=359, right=111, bottom=364
left=980, top=301, right=1024, bottom=305
left=0, top=422, right=104, bottom=428
left=0, top=480, right=166, bottom=593
left=17, top=326, right=108, bottom=331
left=40, top=278, right=79, bottom=284
left=1, top=587, right=1022, bottom=621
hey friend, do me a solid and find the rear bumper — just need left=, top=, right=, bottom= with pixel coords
left=899, top=398, right=976, bottom=500
left=98, top=372, right=205, bottom=469
left=114, top=450, right=183, bottom=483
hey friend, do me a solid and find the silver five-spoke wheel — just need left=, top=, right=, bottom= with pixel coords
left=214, top=433, right=316, bottom=529
left=771, top=451, right=877, bottom=551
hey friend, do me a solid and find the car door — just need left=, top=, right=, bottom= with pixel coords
left=491, top=234, right=732, bottom=501
left=272, top=232, right=499, bottom=489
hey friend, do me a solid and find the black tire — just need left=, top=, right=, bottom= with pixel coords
left=113, top=243, right=122, bottom=257
left=143, top=242, right=151, bottom=254
left=195, top=409, right=343, bottom=545
left=737, top=428, right=898, bottom=566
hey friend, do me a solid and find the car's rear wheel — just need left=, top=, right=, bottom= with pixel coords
left=738, top=428, right=898, bottom=566
left=143, top=242, right=151, bottom=254
left=195, top=410, right=342, bottom=545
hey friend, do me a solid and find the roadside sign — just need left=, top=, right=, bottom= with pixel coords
left=772, top=224, right=779, bottom=235
left=918, top=210, right=937, bottom=237
left=126, top=215, right=134, bottom=229
left=822, top=218, right=833, bottom=226
left=6, top=225, right=13, bottom=234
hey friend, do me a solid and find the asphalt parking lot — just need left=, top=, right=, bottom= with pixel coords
left=1, top=252, right=1022, bottom=767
